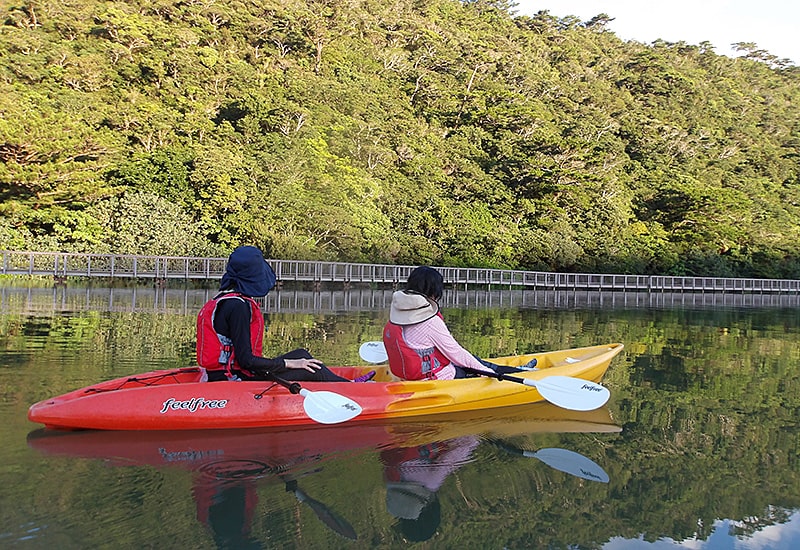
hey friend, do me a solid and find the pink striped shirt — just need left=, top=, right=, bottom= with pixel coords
left=390, top=435, right=480, bottom=489
left=400, top=315, right=493, bottom=380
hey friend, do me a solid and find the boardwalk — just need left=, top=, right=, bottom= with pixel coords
left=3, top=250, right=800, bottom=294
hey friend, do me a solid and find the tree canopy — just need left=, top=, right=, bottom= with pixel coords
left=1, top=0, right=798, bottom=277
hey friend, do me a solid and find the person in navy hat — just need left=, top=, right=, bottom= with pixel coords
left=197, top=246, right=374, bottom=382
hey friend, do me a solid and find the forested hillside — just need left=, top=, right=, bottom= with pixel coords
left=1, top=0, right=799, bottom=277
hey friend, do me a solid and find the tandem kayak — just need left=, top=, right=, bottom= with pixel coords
left=27, top=343, right=624, bottom=431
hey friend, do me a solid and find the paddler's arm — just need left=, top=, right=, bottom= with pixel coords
left=215, top=299, right=322, bottom=374
left=425, top=316, right=493, bottom=373
left=214, top=298, right=284, bottom=372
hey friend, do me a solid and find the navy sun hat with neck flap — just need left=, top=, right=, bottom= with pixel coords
left=219, top=246, right=277, bottom=297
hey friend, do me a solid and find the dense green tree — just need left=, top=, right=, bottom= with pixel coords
left=1, top=0, right=798, bottom=275
left=86, top=190, right=222, bottom=255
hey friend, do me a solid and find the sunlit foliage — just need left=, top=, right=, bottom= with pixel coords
left=1, top=0, right=798, bottom=276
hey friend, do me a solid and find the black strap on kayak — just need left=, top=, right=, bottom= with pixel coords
left=253, top=382, right=282, bottom=400
left=82, top=368, right=197, bottom=394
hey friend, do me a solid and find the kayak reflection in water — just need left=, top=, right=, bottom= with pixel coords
left=381, top=435, right=481, bottom=542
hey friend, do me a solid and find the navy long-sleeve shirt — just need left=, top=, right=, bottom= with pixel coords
left=212, top=297, right=284, bottom=372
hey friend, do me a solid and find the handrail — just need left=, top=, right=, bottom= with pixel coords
left=2, top=250, right=800, bottom=294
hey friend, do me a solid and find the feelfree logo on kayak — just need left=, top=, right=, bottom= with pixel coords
left=160, top=397, right=228, bottom=414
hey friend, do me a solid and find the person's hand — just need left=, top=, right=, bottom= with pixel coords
left=284, top=357, right=324, bottom=372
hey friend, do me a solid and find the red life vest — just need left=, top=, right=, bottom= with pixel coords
left=193, top=476, right=258, bottom=537
left=381, top=444, right=444, bottom=482
left=196, top=293, right=264, bottom=372
left=383, top=320, right=449, bottom=380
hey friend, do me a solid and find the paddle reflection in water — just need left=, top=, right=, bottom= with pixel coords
left=193, top=459, right=358, bottom=545
left=27, top=402, right=620, bottom=547
left=491, top=442, right=610, bottom=483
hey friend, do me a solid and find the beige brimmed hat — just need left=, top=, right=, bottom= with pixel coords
left=385, top=482, right=436, bottom=519
left=389, top=291, right=439, bottom=325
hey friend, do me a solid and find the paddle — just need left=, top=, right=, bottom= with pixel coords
left=461, top=366, right=609, bottom=412
left=285, top=480, right=358, bottom=540
left=358, top=341, right=610, bottom=412
left=491, top=441, right=610, bottom=483
left=265, top=373, right=362, bottom=424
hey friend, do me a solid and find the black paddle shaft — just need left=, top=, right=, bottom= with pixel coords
left=462, top=366, right=525, bottom=384
left=268, top=373, right=303, bottom=394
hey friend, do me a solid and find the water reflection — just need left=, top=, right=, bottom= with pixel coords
left=5, top=284, right=800, bottom=315
left=186, top=460, right=261, bottom=548
left=27, top=404, right=619, bottom=547
left=6, top=282, right=800, bottom=548
left=191, top=460, right=358, bottom=547
left=382, top=435, right=479, bottom=542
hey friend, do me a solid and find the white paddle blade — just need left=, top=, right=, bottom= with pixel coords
left=359, top=341, right=388, bottom=364
left=528, top=448, right=610, bottom=483
left=522, top=375, right=610, bottom=411
left=299, top=389, right=363, bottom=424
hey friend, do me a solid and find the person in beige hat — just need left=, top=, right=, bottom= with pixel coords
left=383, top=266, right=535, bottom=380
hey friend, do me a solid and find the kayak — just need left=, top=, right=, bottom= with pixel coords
left=27, top=343, right=624, bottom=431
left=27, top=343, right=623, bottom=430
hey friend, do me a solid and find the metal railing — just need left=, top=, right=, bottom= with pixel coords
left=3, top=250, right=800, bottom=294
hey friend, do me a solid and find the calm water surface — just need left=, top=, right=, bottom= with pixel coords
left=1, top=283, right=799, bottom=549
